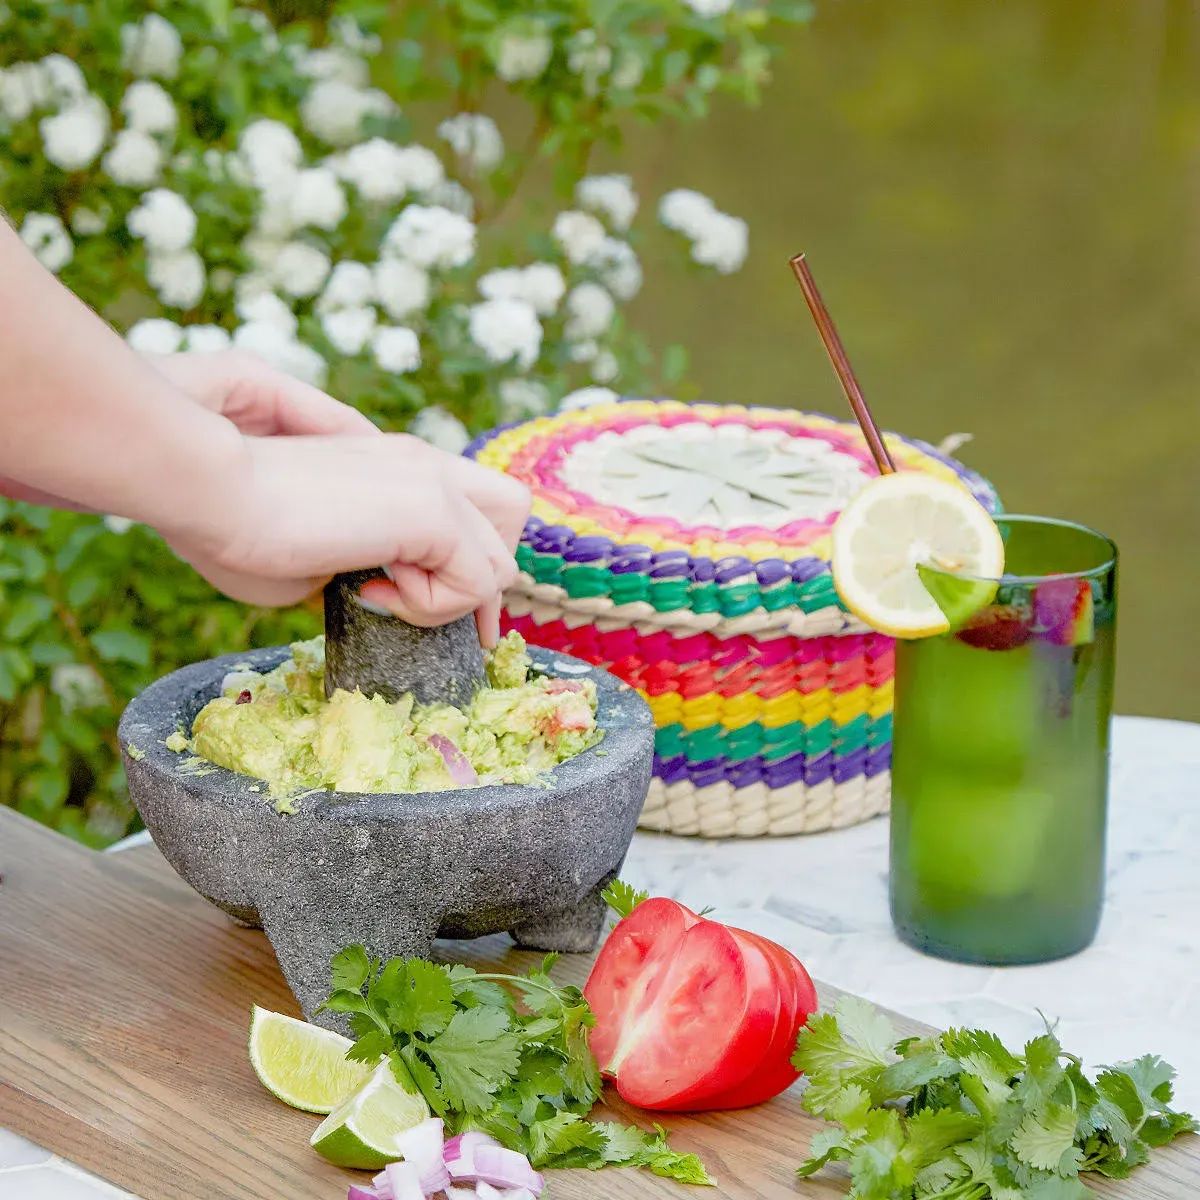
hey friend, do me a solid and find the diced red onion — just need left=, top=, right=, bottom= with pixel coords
left=381, top=1161, right=423, bottom=1200
left=427, top=734, right=480, bottom=787
left=444, top=1130, right=495, bottom=1179
left=475, top=1185, right=537, bottom=1200
left=458, top=1143, right=544, bottom=1195
left=347, top=1186, right=380, bottom=1200
left=445, top=1190, right=477, bottom=1200
left=393, top=1117, right=450, bottom=1195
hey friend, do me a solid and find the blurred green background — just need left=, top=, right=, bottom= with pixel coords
left=622, top=0, right=1200, bottom=722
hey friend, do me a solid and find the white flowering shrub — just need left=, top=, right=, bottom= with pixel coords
left=0, top=0, right=812, bottom=841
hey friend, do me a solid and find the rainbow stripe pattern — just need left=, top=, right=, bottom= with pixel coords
left=467, top=400, right=1000, bottom=838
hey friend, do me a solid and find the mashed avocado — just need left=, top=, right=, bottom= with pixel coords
left=176, top=631, right=601, bottom=802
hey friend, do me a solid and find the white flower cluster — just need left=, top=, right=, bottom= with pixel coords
left=576, top=174, right=638, bottom=232
left=438, top=113, right=504, bottom=174
left=478, top=264, right=565, bottom=317
left=492, top=29, right=553, bottom=82
left=20, top=212, right=73, bottom=273
left=550, top=210, right=642, bottom=302
left=658, top=189, right=749, bottom=274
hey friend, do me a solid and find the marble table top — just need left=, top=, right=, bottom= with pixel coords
left=3, top=714, right=1197, bottom=1197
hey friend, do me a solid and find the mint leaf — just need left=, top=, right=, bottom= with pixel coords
left=329, top=944, right=372, bottom=993
left=1011, top=1103, right=1078, bottom=1171
left=602, top=879, right=648, bottom=920
left=424, top=1006, right=522, bottom=1112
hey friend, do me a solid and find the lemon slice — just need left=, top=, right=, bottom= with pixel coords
left=311, top=1060, right=431, bottom=1169
left=831, top=473, right=1004, bottom=638
left=248, top=1005, right=372, bottom=1114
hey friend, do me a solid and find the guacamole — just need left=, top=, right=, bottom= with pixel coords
left=172, top=632, right=601, bottom=802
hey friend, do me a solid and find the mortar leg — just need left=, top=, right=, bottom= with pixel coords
left=509, top=885, right=609, bottom=954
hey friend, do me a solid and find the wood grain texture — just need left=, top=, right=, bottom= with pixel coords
left=0, top=808, right=1195, bottom=1200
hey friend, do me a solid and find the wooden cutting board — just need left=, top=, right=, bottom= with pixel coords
left=0, top=807, right=1195, bottom=1200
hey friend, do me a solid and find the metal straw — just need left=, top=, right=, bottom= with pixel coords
left=789, top=253, right=895, bottom=475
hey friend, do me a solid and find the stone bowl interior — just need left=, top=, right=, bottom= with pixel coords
left=118, top=644, right=654, bottom=1022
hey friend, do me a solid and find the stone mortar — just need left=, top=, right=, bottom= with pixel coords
left=118, top=645, right=653, bottom=1026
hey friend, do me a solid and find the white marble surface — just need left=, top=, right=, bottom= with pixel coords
left=3, top=714, right=1198, bottom=1196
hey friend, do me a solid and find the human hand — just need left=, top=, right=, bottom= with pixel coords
left=169, top=432, right=529, bottom=647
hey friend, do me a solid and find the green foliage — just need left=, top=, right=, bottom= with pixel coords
left=792, top=998, right=1198, bottom=1199
left=0, top=0, right=811, bottom=842
left=319, top=946, right=713, bottom=1181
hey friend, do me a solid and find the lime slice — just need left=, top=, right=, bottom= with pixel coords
left=831, top=473, right=1004, bottom=638
left=248, top=1005, right=372, bottom=1114
left=311, top=1060, right=431, bottom=1169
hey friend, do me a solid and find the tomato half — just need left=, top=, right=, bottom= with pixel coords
left=690, top=929, right=817, bottom=1110
left=584, top=897, right=698, bottom=1076
left=584, top=901, right=779, bottom=1110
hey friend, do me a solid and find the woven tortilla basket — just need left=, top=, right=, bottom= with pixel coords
left=467, top=400, right=999, bottom=838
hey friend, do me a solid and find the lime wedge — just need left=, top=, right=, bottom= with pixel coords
left=248, top=1005, right=372, bottom=1114
left=915, top=562, right=998, bottom=630
left=311, top=1060, right=431, bottom=1169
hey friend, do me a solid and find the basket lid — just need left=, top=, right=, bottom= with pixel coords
left=467, top=399, right=998, bottom=626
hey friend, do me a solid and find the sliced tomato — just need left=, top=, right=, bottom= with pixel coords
left=584, top=903, right=780, bottom=1111
left=584, top=897, right=697, bottom=1076
left=691, top=929, right=817, bottom=1109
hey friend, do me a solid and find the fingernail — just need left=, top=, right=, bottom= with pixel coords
left=354, top=591, right=395, bottom=617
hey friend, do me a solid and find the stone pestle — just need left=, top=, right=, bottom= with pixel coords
left=323, top=569, right=485, bottom=706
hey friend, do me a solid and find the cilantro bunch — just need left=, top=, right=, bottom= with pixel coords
left=792, top=997, right=1197, bottom=1200
left=318, top=946, right=711, bottom=1184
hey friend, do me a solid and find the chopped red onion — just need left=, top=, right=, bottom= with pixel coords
left=381, top=1161, right=423, bottom=1200
left=427, top=733, right=479, bottom=787
left=444, top=1130, right=495, bottom=1179
left=392, top=1118, right=450, bottom=1194
left=455, top=1142, right=544, bottom=1195
left=347, top=1186, right=380, bottom=1200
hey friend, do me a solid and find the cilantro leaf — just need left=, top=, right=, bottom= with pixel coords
left=903, top=1108, right=984, bottom=1169
left=639, top=1126, right=715, bottom=1186
left=874, top=1046, right=961, bottom=1105
left=447, top=964, right=512, bottom=1011
left=399, top=1043, right=449, bottom=1116
left=1141, top=1110, right=1199, bottom=1148
left=602, top=879, right=648, bottom=919
left=528, top=1112, right=607, bottom=1168
left=423, top=1006, right=522, bottom=1112
left=1108, top=1055, right=1177, bottom=1111
left=793, top=999, right=897, bottom=1116
left=329, top=944, right=374, bottom=993
left=596, top=1121, right=652, bottom=1164
left=380, top=960, right=456, bottom=1038
left=345, top=1029, right=393, bottom=1065
left=1010, top=1103, right=1079, bottom=1172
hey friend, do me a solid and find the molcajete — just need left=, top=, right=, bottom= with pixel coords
left=117, top=644, right=653, bottom=1026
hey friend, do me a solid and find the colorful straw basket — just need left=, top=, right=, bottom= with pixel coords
left=467, top=400, right=999, bottom=838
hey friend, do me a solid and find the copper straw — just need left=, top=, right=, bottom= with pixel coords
left=789, top=253, right=895, bottom=475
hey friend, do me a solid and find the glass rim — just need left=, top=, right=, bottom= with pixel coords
left=921, top=513, right=1118, bottom=586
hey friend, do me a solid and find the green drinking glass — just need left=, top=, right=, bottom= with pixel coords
left=889, top=515, right=1118, bottom=965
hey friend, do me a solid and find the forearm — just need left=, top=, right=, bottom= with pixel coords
left=0, top=221, right=242, bottom=543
